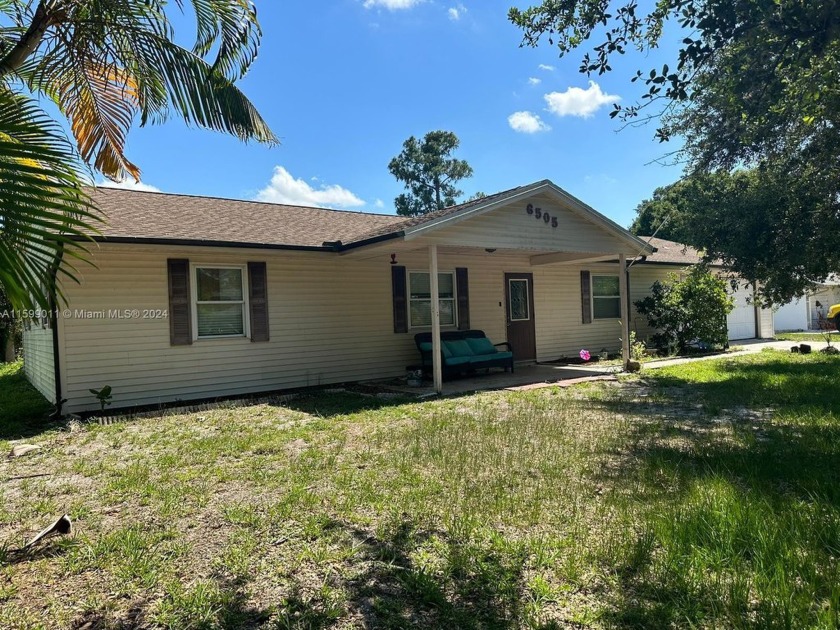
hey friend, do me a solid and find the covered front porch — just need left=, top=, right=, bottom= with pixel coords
left=340, top=182, right=655, bottom=394
left=418, top=242, right=633, bottom=394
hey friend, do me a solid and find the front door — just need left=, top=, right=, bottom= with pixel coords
left=504, top=273, right=536, bottom=362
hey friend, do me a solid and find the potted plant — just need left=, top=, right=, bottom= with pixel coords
left=406, top=369, right=424, bottom=387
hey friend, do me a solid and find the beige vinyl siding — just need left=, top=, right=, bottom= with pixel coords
left=628, top=265, right=678, bottom=343
left=23, top=325, right=55, bottom=403
left=59, top=245, right=536, bottom=412
left=61, top=246, right=399, bottom=412
left=532, top=262, right=627, bottom=360
left=59, top=243, right=646, bottom=412
left=58, top=241, right=783, bottom=413
left=413, top=193, right=631, bottom=254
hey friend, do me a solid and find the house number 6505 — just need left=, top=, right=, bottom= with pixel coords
left=526, top=203, right=559, bottom=228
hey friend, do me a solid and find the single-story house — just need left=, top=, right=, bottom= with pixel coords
left=774, top=276, right=840, bottom=332
left=22, top=180, right=772, bottom=415
left=627, top=237, right=775, bottom=343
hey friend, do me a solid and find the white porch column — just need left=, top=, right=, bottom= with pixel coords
left=429, top=244, right=443, bottom=394
left=619, top=253, right=630, bottom=368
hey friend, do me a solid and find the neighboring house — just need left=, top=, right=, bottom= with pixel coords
left=627, top=237, right=775, bottom=343
left=22, top=181, right=767, bottom=415
left=774, top=276, right=840, bottom=332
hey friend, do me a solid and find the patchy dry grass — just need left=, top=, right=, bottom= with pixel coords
left=1, top=351, right=839, bottom=628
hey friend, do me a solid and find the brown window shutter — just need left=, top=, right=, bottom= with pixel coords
left=392, top=265, right=408, bottom=333
left=581, top=270, right=592, bottom=324
left=248, top=262, right=269, bottom=342
left=167, top=259, right=192, bottom=345
left=456, top=267, right=470, bottom=330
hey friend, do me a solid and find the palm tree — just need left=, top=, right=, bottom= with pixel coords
left=0, top=0, right=277, bottom=309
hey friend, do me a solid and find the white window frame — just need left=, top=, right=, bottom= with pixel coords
left=408, top=270, right=458, bottom=329
left=191, top=264, right=250, bottom=340
left=592, top=274, right=621, bottom=320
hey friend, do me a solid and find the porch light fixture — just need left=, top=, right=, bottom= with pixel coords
left=485, top=248, right=496, bottom=254
left=390, top=253, right=398, bottom=265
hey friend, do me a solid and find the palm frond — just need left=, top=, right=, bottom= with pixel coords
left=125, top=29, right=275, bottom=142
left=0, top=87, right=100, bottom=310
left=36, top=53, right=141, bottom=182
left=22, top=0, right=276, bottom=168
left=0, top=0, right=273, bottom=311
left=179, top=0, right=261, bottom=81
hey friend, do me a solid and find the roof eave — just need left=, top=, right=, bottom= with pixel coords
left=637, top=259, right=723, bottom=267
left=334, top=230, right=406, bottom=252
left=73, top=235, right=333, bottom=252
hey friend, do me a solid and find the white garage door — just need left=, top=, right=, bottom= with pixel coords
left=774, top=297, right=809, bottom=332
left=727, top=285, right=756, bottom=340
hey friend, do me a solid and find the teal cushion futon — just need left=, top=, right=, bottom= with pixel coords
left=413, top=330, right=514, bottom=377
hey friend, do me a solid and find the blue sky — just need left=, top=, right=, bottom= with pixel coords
left=105, top=0, right=685, bottom=229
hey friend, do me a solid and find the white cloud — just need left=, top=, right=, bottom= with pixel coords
left=508, top=111, right=551, bottom=134
left=448, top=3, right=466, bottom=20
left=374, top=198, right=385, bottom=209
left=527, top=77, right=541, bottom=86
left=538, top=64, right=555, bottom=71
left=97, top=179, right=161, bottom=193
left=363, top=0, right=422, bottom=9
left=544, top=81, right=620, bottom=118
left=255, top=166, right=365, bottom=208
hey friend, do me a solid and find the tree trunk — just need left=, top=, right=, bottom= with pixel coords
left=3, top=335, right=15, bottom=362
left=0, top=2, right=56, bottom=78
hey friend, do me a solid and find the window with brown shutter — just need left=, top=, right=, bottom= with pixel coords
left=392, top=266, right=408, bottom=333
left=167, top=258, right=192, bottom=345
left=408, top=271, right=456, bottom=328
left=193, top=266, right=247, bottom=338
left=580, top=270, right=592, bottom=325
left=592, top=275, right=621, bottom=319
left=456, top=267, right=470, bottom=330
left=248, top=262, right=269, bottom=342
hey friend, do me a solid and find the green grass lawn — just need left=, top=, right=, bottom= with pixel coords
left=1, top=352, right=839, bottom=628
left=0, top=361, right=53, bottom=440
left=776, top=331, right=839, bottom=343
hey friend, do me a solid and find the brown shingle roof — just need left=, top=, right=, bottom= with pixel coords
left=86, top=181, right=639, bottom=253
left=86, top=187, right=405, bottom=248
left=638, top=237, right=706, bottom=265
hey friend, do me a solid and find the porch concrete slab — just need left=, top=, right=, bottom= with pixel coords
left=386, top=363, right=618, bottom=397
